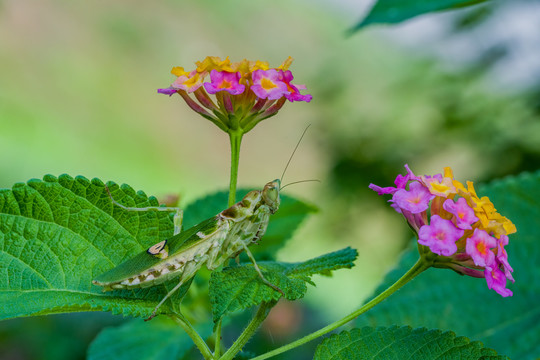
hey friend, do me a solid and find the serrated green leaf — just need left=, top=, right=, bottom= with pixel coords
left=183, top=188, right=317, bottom=258
left=353, top=0, right=490, bottom=31
left=291, top=247, right=358, bottom=277
left=0, top=174, right=186, bottom=320
left=209, top=247, right=358, bottom=322
left=0, top=175, right=317, bottom=321
left=87, top=317, right=194, bottom=360
left=357, top=172, right=540, bottom=359
left=314, top=326, right=509, bottom=360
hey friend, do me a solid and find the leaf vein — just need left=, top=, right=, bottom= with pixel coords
left=1, top=250, right=53, bottom=288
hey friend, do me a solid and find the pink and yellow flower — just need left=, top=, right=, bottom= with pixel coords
left=443, top=197, right=478, bottom=230
left=392, top=181, right=434, bottom=214
left=203, top=70, right=245, bottom=95
left=418, top=215, right=464, bottom=256
left=279, top=70, right=313, bottom=103
left=251, top=69, right=289, bottom=100
left=370, top=165, right=516, bottom=297
left=158, top=56, right=312, bottom=133
left=465, top=229, right=497, bottom=267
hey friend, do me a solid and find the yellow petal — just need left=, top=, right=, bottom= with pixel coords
left=278, top=56, right=294, bottom=70
left=503, top=218, right=517, bottom=235
left=171, top=66, right=189, bottom=77
left=196, top=56, right=232, bottom=73
left=253, top=60, right=270, bottom=71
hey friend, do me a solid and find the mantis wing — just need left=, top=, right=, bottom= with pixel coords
left=93, top=216, right=220, bottom=284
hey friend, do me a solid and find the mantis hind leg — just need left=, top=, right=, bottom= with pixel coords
left=241, top=243, right=285, bottom=297
left=105, top=184, right=183, bottom=235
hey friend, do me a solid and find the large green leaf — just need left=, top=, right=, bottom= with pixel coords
left=183, top=188, right=317, bottom=258
left=353, top=0, right=490, bottom=30
left=87, top=317, right=195, bottom=360
left=357, top=172, right=540, bottom=359
left=0, top=174, right=187, bottom=320
left=0, top=175, right=316, bottom=321
left=314, top=326, right=508, bottom=360
left=209, top=247, right=358, bottom=322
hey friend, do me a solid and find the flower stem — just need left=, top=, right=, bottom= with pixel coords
left=170, top=313, right=214, bottom=360
left=228, top=130, right=243, bottom=207
left=220, top=302, right=274, bottom=360
left=214, top=319, right=223, bottom=358
left=250, top=258, right=430, bottom=360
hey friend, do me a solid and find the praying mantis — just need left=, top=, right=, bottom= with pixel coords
left=93, top=126, right=312, bottom=320
left=92, top=179, right=285, bottom=320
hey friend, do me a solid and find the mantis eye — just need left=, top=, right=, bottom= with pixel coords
left=147, top=240, right=169, bottom=259
left=265, top=188, right=278, bottom=203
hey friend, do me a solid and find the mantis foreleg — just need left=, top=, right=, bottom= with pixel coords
left=146, top=279, right=186, bottom=321
left=105, top=185, right=183, bottom=235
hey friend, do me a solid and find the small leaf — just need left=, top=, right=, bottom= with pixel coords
left=0, top=175, right=183, bottom=320
left=209, top=247, right=358, bottom=322
left=183, top=188, right=317, bottom=258
left=314, top=326, right=509, bottom=360
left=357, top=171, right=540, bottom=359
left=353, top=0, right=490, bottom=31
left=87, top=317, right=195, bottom=360
left=291, top=246, right=358, bottom=276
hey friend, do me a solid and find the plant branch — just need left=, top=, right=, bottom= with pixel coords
left=214, top=319, right=223, bottom=358
left=250, top=258, right=430, bottom=360
left=170, top=313, right=214, bottom=360
left=220, top=301, right=275, bottom=360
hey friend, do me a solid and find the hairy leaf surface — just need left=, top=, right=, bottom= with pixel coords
left=209, top=247, right=358, bottom=322
left=357, top=172, right=540, bottom=359
left=314, top=326, right=508, bottom=360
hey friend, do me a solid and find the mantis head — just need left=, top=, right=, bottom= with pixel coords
left=262, top=179, right=281, bottom=214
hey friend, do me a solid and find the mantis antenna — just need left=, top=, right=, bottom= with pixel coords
left=280, top=179, right=321, bottom=191
left=280, top=124, right=311, bottom=185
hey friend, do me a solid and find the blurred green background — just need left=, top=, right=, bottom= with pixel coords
left=1, top=0, right=539, bottom=358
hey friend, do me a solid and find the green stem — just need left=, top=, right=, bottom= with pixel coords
left=214, top=319, right=223, bottom=358
left=228, top=130, right=243, bottom=207
left=220, top=302, right=274, bottom=360
left=251, top=258, right=430, bottom=360
left=170, top=314, right=214, bottom=360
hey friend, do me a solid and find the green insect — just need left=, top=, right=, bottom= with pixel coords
left=92, top=179, right=284, bottom=320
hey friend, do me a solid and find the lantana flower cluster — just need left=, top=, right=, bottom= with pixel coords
left=158, top=56, right=312, bottom=133
left=370, top=165, right=517, bottom=297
